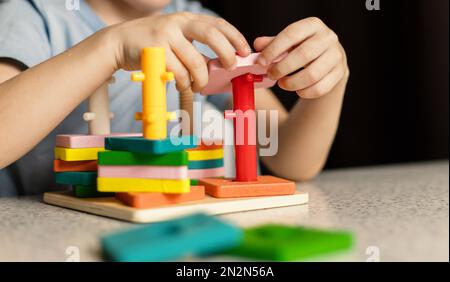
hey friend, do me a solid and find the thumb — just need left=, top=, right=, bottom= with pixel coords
left=253, top=36, right=275, bottom=51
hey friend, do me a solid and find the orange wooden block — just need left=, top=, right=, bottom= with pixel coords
left=53, top=159, right=98, bottom=172
left=116, top=185, right=205, bottom=209
left=199, top=175, right=296, bottom=198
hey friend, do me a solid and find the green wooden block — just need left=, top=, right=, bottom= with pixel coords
left=105, top=136, right=198, bottom=155
left=188, top=159, right=224, bottom=170
left=74, top=185, right=114, bottom=198
left=190, top=177, right=224, bottom=186
left=225, top=224, right=354, bottom=261
left=55, top=172, right=97, bottom=186
left=98, top=151, right=188, bottom=166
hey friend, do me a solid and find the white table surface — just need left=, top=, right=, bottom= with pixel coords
left=0, top=160, right=448, bottom=262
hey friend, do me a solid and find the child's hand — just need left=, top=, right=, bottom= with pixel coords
left=254, top=17, right=349, bottom=99
left=106, top=12, right=251, bottom=93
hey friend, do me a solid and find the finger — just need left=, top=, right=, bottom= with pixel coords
left=278, top=46, right=342, bottom=91
left=297, top=63, right=345, bottom=99
left=165, top=49, right=192, bottom=93
left=184, top=21, right=237, bottom=70
left=256, top=17, right=324, bottom=67
left=199, top=15, right=251, bottom=56
left=253, top=36, right=275, bottom=52
left=268, top=31, right=338, bottom=80
left=170, top=37, right=208, bottom=93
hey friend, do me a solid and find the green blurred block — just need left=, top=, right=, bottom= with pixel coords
left=74, top=185, right=114, bottom=198
left=98, top=151, right=188, bottom=166
left=225, top=224, right=354, bottom=261
left=55, top=172, right=97, bottom=186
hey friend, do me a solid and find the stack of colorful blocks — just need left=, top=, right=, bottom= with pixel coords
left=187, top=141, right=225, bottom=186
left=96, top=135, right=209, bottom=208
left=54, top=134, right=110, bottom=198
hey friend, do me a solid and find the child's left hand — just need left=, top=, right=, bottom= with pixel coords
left=254, top=17, right=349, bottom=99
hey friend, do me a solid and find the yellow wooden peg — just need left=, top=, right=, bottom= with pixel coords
left=161, top=72, right=174, bottom=81
left=131, top=48, right=176, bottom=140
left=166, top=112, right=177, bottom=121
left=131, top=72, right=145, bottom=82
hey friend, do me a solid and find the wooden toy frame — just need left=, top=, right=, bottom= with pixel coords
left=43, top=190, right=308, bottom=223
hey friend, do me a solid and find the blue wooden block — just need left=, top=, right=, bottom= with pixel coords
left=188, top=159, right=224, bottom=170
left=105, top=135, right=198, bottom=155
left=101, top=213, right=242, bottom=262
left=55, top=172, right=97, bottom=186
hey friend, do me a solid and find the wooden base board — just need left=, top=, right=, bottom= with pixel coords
left=43, top=191, right=308, bottom=223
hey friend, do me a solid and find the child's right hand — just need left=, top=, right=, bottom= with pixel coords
left=105, top=12, right=251, bottom=93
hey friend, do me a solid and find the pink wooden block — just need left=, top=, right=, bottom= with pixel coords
left=201, top=53, right=286, bottom=95
left=98, top=165, right=188, bottom=179
left=188, top=167, right=225, bottom=179
left=56, top=133, right=142, bottom=148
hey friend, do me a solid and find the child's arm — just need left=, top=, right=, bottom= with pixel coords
left=255, top=17, right=349, bottom=181
left=0, top=30, right=115, bottom=168
left=0, top=13, right=250, bottom=169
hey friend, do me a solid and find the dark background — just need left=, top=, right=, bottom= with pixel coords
left=200, top=0, right=449, bottom=169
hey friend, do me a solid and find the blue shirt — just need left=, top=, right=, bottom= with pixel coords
left=0, top=0, right=230, bottom=196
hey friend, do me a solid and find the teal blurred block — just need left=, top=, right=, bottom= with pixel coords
left=55, top=172, right=97, bottom=186
left=101, top=213, right=242, bottom=262
left=188, top=158, right=224, bottom=169
left=105, top=135, right=198, bottom=155
left=225, top=224, right=354, bottom=261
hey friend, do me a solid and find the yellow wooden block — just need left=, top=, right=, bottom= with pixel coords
left=54, top=147, right=105, bottom=161
left=97, top=177, right=190, bottom=193
left=187, top=149, right=224, bottom=161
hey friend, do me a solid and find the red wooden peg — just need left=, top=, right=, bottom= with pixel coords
left=228, top=73, right=263, bottom=182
